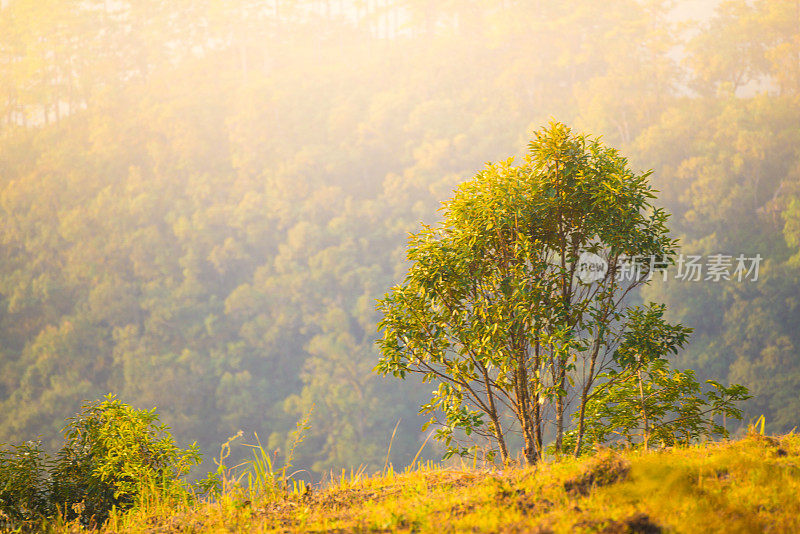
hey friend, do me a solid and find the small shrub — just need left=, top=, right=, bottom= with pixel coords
left=0, top=394, right=201, bottom=529
left=0, top=440, right=52, bottom=528
left=54, top=394, right=202, bottom=524
left=561, top=359, right=750, bottom=455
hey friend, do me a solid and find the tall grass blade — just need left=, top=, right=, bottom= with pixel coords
left=384, top=418, right=402, bottom=474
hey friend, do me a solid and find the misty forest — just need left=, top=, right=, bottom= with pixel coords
left=1, top=0, right=800, bottom=497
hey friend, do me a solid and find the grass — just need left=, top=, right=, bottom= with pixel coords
left=39, top=433, right=800, bottom=533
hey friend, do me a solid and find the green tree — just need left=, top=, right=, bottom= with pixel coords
left=563, top=356, right=750, bottom=453
left=377, top=122, right=679, bottom=464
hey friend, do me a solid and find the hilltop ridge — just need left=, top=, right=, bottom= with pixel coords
left=97, top=434, right=800, bottom=533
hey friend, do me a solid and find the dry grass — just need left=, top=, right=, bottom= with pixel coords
left=45, top=433, right=800, bottom=533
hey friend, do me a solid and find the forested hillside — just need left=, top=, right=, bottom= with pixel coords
left=1, top=0, right=799, bottom=476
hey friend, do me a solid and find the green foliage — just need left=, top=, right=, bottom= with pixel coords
left=0, top=440, right=51, bottom=527
left=50, top=394, right=201, bottom=524
left=612, top=303, right=692, bottom=368
left=197, top=407, right=314, bottom=505
left=241, top=405, right=313, bottom=498
left=556, top=303, right=748, bottom=454
left=0, top=395, right=201, bottom=530
left=377, top=122, right=678, bottom=462
left=562, top=360, right=751, bottom=454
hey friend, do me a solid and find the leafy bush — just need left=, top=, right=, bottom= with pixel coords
left=562, top=359, right=751, bottom=454
left=0, top=440, right=52, bottom=526
left=0, top=394, right=201, bottom=529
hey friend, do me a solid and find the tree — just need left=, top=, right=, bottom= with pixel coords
left=562, top=359, right=750, bottom=453
left=684, top=0, right=769, bottom=96
left=376, top=122, right=681, bottom=464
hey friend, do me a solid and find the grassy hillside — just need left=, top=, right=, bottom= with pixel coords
left=50, top=433, right=797, bottom=533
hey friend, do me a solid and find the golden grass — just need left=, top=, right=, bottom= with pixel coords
left=49, top=434, right=800, bottom=533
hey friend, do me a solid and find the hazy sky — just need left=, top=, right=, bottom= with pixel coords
left=670, top=0, right=722, bottom=21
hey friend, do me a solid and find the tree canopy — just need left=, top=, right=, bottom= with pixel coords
left=377, top=122, right=746, bottom=461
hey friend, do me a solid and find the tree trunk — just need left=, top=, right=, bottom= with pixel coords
left=555, top=361, right=566, bottom=453
left=516, top=338, right=540, bottom=465
left=638, top=368, right=650, bottom=450
left=573, top=395, right=587, bottom=457
left=574, top=331, right=604, bottom=457
left=491, top=416, right=509, bottom=464
left=516, top=364, right=538, bottom=465
left=481, top=365, right=508, bottom=464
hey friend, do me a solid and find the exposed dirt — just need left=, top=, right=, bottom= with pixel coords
left=601, top=513, right=663, bottom=533
left=516, top=493, right=554, bottom=515
left=563, top=454, right=631, bottom=497
left=575, top=513, right=662, bottom=534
